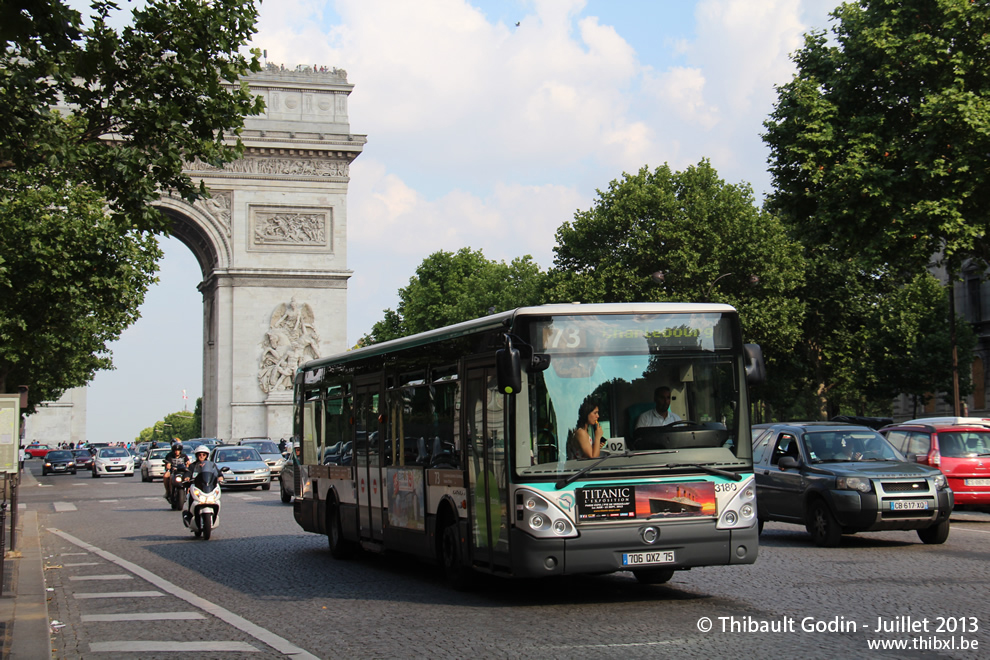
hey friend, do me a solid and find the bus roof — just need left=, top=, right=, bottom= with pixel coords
left=300, top=302, right=738, bottom=371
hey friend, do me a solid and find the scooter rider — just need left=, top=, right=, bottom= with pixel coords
left=163, top=442, right=189, bottom=500
left=188, top=446, right=224, bottom=488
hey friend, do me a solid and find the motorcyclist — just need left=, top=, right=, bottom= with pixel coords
left=188, top=446, right=224, bottom=489
left=163, top=442, right=189, bottom=500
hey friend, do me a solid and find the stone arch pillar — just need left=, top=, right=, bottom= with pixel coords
left=156, top=67, right=366, bottom=443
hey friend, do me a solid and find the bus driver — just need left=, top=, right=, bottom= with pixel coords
left=635, top=386, right=682, bottom=428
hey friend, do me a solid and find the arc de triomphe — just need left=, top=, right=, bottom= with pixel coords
left=30, top=66, right=366, bottom=444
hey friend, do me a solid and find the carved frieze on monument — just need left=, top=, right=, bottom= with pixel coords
left=185, top=153, right=351, bottom=179
left=249, top=206, right=331, bottom=251
left=259, top=298, right=321, bottom=394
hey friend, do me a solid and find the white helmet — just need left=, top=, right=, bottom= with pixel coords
left=194, top=446, right=210, bottom=456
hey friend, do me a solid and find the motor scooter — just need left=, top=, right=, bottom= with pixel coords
left=168, top=468, right=188, bottom=511
left=181, top=464, right=227, bottom=540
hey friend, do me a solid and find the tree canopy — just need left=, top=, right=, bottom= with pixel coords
left=763, top=0, right=990, bottom=275
left=0, top=0, right=264, bottom=409
left=363, top=248, right=546, bottom=344
left=545, top=160, right=806, bottom=361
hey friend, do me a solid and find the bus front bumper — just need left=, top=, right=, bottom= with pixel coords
left=508, top=519, right=758, bottom=578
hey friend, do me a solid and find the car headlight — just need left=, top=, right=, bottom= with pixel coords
left=836, top=476, right=872, bottom=493
left=933, top=474, right=947, bottom=490
left=255, top=468, right=269, bottom=474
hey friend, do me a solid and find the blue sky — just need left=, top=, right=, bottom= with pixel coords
left=86, top=0, right=839, bottom=441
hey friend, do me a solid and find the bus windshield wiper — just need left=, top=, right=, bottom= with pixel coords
left=554, top=450, right=676, bottom=490
left=665, top=463, right=743, bottom=481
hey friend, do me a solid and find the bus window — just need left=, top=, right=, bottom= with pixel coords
left=302, top=389, right=321, bottom=466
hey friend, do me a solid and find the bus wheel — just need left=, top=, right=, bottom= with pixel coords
left=439, top=518, right=474, bottom=591
left=633, top=568, right=674, bottom=585
left=327, top=500, right=356, bottom=559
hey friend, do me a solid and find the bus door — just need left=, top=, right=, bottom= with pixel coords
left=355, top=377, right=385, bottom=542
left=465, top=363, right=510, bottom=570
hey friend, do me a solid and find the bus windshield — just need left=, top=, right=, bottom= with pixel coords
left=515, top=312, right=752, bottom=480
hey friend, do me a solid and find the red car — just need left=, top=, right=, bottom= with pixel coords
left=25, top=444, right=52, bottom=459
left=881, top=417, right=990, bottom=511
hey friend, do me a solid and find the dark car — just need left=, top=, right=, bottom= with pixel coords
left=71, top=449, right=94, bottom=470
left=753, top=422, right=953, bottom=547
left=880, top=417, right=990, bottom=512
left=42, top=450, right=77, bottom=475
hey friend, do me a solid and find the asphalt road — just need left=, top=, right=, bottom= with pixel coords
left=17, top=458, right=990, bottom=659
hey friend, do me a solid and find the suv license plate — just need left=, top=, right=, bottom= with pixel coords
left=622, top=551, right=675, bottom=566
left=890, top=500, right=928, bottom=510
left=965, top=478, right=990, bottom=487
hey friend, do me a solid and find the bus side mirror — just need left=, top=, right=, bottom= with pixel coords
left=496, top=342, right=522, bottom=395
left=744, top=344, right=766, bottom=384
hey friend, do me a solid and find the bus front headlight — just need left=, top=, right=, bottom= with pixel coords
left=515, top=489, right=577, bottom=539
left=716, top=476, right=758, bottom=530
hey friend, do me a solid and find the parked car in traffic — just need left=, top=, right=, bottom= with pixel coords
left=25, top=444, right=52, bottom=459
left=753, top=422, right=953, bottom=546
left=71, top=449, right=94, bottom=470
left=237, top=439, right=286, bottom=478
left=210, top=446, right=271, bottom=490
left=141, top=448, right=170, bottom=481
left=880, top=417, right=990, bottom=512
left=92, top=446, right=135, bottom=478
left=41, top=450, right=77, bottom=476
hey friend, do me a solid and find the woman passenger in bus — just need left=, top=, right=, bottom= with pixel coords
left=568, top=400, right=605, bottom=459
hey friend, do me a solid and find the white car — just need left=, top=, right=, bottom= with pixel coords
left=92, top=447, right=135, bottom=478
left=141, top=448, right=170, bottom=481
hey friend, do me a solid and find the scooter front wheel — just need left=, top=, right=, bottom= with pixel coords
left=200, top=512, right=212, bottom=540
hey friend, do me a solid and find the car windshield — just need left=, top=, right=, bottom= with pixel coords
left=245, top=441, right=279, bottom=454
left=100, top=448, right=130, bottom=458
left=215, top=448, right=261, bottom=462
left=149, top=449, right=170, bottom=459
left=72, top=450, right=90, bottom=458
left=47, top=451, right=72, bottom=460
left=937, top=431, right=990, bottom=457
left=802, top=430, right=902, bottom=462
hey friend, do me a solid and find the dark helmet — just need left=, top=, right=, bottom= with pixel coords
left=171, top=442, right=182, bottom=452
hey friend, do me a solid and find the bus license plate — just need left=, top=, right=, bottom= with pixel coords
left=622, top=551, right=675, bottom=566
left=965, top=478, right=990, bottom=487
left=890, top=500, right=928, bottom=510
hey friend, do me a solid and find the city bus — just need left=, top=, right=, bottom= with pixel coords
left=290, top=303, right=765, bottom=587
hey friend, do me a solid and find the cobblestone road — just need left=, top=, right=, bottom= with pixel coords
left=17, top=461, right=990, bottom=659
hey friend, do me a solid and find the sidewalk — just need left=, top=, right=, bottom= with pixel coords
left=1, top=470, right=52, bottom=659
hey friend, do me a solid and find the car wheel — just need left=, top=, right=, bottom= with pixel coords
left=633, top=568, right=674, bottom=584
left=262, top=481, right=271, bottom=491
left=758, top=519, right=765, bottom=535
left=806, top=499, right=842, bottom=547
left=280, top=478, right=292, bottom=504
left=91, top=469, right=99, bottom=479
left=142, top=472, right=150, bottom=483
left=71, top=469, right=77, bottom=475
left=42, top=468, right=48, bottom=476
left=917, top=518, right=950, bottom=544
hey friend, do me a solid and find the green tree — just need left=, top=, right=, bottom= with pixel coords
left=545, top=160, right=806, bottom=365
left=137, top=410, right=199, bottom=444
left=763, top=0, right=990, bottom=276
left=864, top=273, right=975, bottom=412
left=1, top=0, right=264, bottom=408
left=762, top=0, right=985, bottom=416
left=363, top=248, right=546, bottom=344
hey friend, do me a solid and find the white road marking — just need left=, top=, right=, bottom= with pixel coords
left=53, top=502, right=77, bottom=512
left=49, top=528, right=320, bottom=659
left=69, top=575, right=134, bottom=581
left=952, top=526, right=990, bottom=535
left=62, top=563, right=101, bottom=567
left=74, top=591, right=164, bottom=599
left=90, top=641, right=259, bottom=652
left=81, top=612, right=206, bottom=622
left=98, top=499, right=119, bottom=503
left=59, top=552, right=88, bottom=556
